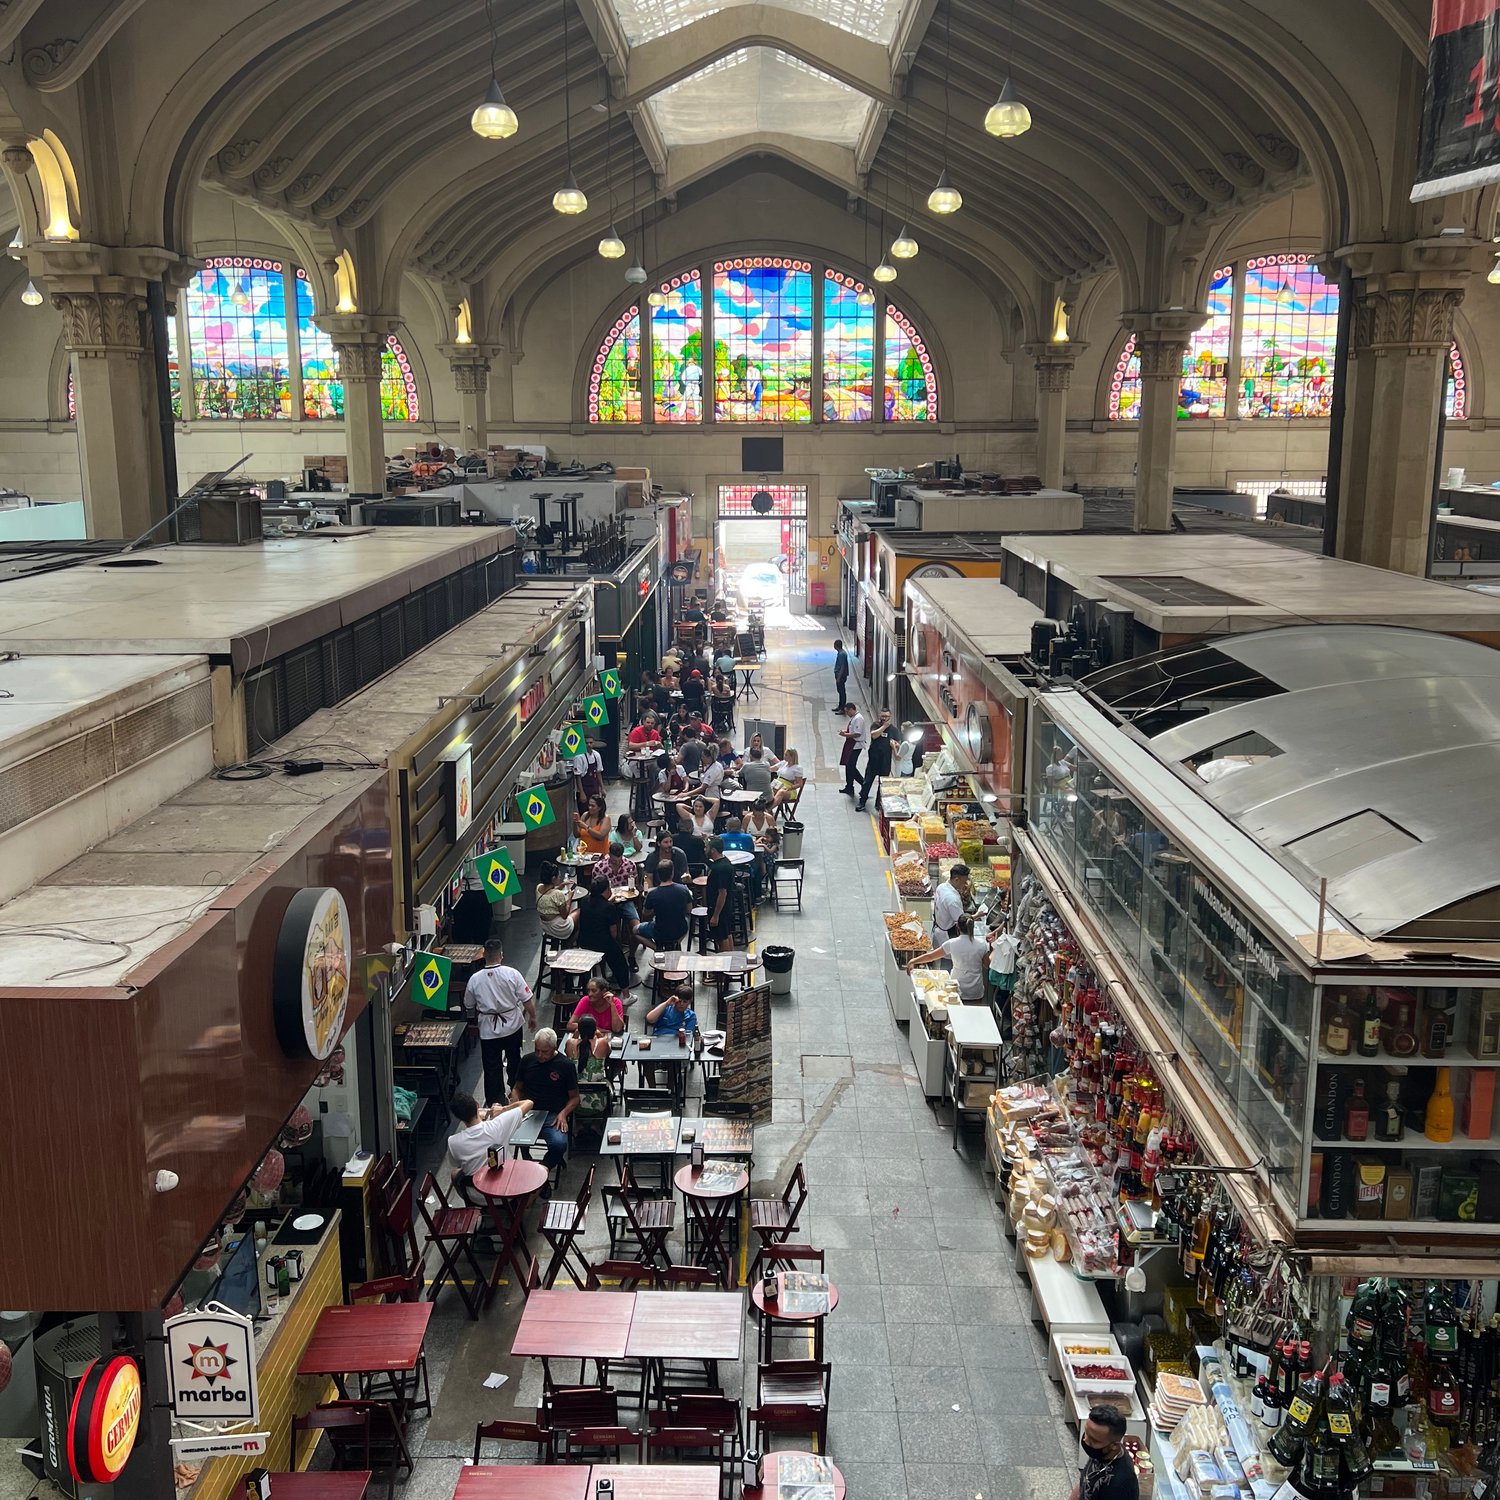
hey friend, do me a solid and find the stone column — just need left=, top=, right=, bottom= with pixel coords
left=318, top=316, right=396, bottom=496
left=442, top=345, right=500, bottom=452
left=1331, top=242, right=1481, bottom=573
left=1023, top=340, right=1086, bottom=488
left=1128, top=325, right=1190, bottom=532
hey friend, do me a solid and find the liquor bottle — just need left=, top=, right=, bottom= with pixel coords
left=1427, top=1282, right=1461, bottom=1359
left=1364, top=1336, right=1404, bottom=1456
left=1376, top=1080, right=1406, bottom=1142
left=1422, top=990, right=1456, bottom=1058
left=1430, top=1360, right=1463, bottom=1428
left=1426, top=1068, right=1456, bottom=1141
left=1345, top=1078, right=1370, bottom=1141
left=1357, top=990, right=1384, bottom=1057
left=1270, top=1356, right=1327, bottom=1464
left=1323, top=995, right=1354, bottom=1056
left=1251, top=1374, right=1266, bottom=1421
left=1347, top=1279, right=1382, bottom=1350
left=1262, top=1351, right=1286, bottom=1432
left=1326, top=1371, right=1373, bottom=1484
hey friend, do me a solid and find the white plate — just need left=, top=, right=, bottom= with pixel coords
left=291, top=1213, right=325, bottom=1232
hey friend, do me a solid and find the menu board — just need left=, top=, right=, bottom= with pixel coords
left=618, top=1116, right=678, bottom=1153
left=719, top=982, right=773, bottom=1123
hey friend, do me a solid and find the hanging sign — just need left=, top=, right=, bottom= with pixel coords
left=164, top=1307, right=259, bottom=1423
left=272, top=888, right=352, bottom=1061
left=444, top=744, right=474, bottom=841
left=170, top=1431, right=270, bottom=1460
left=66, top=1355, right=143, bottom=1484
left=1413, top=0, right=1500, bottom=199
left=583, top=694, right=610, bottom=728
left=518, top=784, right=557, bottom=830
left=474, top=848, right=519, bottom=904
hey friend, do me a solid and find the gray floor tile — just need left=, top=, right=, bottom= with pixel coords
left=824, top=1320, right=892, bottom=1365
left=834, top=1461, right=911, bottom=1500
left=828, top=1363, right=899, bottom=1411
left=885, top=1323, right=968, bottom=1367
left=882, top=1282, right=955, bottom=1323
left=828, top=1410, right=906, bottom=1462
left=890, top=1366, right=973, bottom=1412
left=903, top=1460, right=996, bottom=1499
left=972, top=1413, right=1069, bottom=1467
left=898, top=1409, right=985, bottom=1463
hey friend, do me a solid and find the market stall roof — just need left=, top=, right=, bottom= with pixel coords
left=875, top=531, right=1013, bottom=558
left=1085, top=624, right=1500, bottom=943
left=905, top=576, right=1044, bottom=657
left=998, top=533, right=1500, bottom=637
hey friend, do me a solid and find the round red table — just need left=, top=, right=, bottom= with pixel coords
left=744, top=1452, right=845, bottom=1499
left=675, top=1162, right=748, bottom=1289
left=750, top=1273, right=839, bottom=1363
left=472, top=1159, right=548, bottom=1300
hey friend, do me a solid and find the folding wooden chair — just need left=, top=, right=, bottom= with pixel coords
left=292, top=1401, right=413, bottom=1500
left=415, top=1171, right=485, bottom=1319
left=751, top=1358, right=830, bottom=1450
left=747, top=1161, right=807, bottom=1280
left=538, top=1166, right=594, bottom=1288
left=602, top=1162, right=675, bottom=1266
left=646, top=1421, right=727, bottom=1492
left=473, top=1415, right=553, bottom=1465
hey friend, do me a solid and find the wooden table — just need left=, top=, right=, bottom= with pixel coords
left=649, top=950, right=750, bottom=975
left=675, top=1162, right=749, bottom=1289
left=744, top=1452, right=846, bottom=1499
left=690, top=1115, right=755, bottom=1157
left=435, top=943, right=485, bottom=965
left=600, top=1113, right=682, bottom=1157
left=593, top=1466, right=722, bottom=1499
left=471, top=1159, right=549, bottom=1300
left=549, top=947, right=606, bottom=975
left=750, top=1274, right=838, bottom=1363
left=298, top=1302, right=433, bottom=1380
left=627, top=1033, right=700, bottom=1109
left=511, top=1289, right=743, bottom=1363
left=455, top=1467, right=589, bottom=1500
left=260, top=1477, right=372, bottom=1500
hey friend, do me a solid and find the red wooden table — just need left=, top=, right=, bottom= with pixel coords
left=744, top=1451, right=846, bottom=1499
left=260, top=1476, right=372, bottom=1500
left=472, top=1158, right=549, bottom=1301
left=297, top=1302, right=433, bottom=1379
left=624, top=1289, right=744, bottom=1361
left=455, top=1468, right=588, bottom=1500
left=749, top=1275, right=838, bottom=1363
left=591, top=1465, right=722, bottom=1499
left=512, top=1287, right=635, bottom=1373
left=675, top=1162, right=748, bottom=1290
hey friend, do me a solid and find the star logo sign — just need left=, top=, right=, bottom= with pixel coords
left=184, top=1341, right=236, bottom=1385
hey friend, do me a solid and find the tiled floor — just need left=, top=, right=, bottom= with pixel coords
left=0, top=616, right=1080, bottom=1500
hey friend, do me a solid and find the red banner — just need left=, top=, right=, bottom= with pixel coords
left=1415, top=0, right=1500, bottom=198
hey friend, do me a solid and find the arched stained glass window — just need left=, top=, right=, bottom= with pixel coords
left=823, top=270, right=875, bottom=422
left=1240, top=254, right=1337, bottom=417
left=380, top=336, right=419, bottom=422
left=184, top=256, right=291, bottom=418
left=1446, top=342, right=1467, bottom=420
left=294, top=269, right=419, bottom=421
left=1108, top=265, right=1233, bottom=421
left=883, top=306, right=936, bottom=422
left=651, top=271, right=703, bottom=423
left=591, top=308, right=642, bottom=423
left=713, top=258, right=814, bottom=422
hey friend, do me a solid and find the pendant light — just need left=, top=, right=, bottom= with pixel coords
left=7, top=229, right=22, bottom=261
left=599, top=226, right=626, bottom=258
left=227, top=203, right=251, bottom=306
left=1488, top=256, right=1500, bottom=286
left=597, top=79, right=625, bottom=257
left=854, top=200, right=876, bottom=305
left=645, top=212, right=665, bottom=306
left=623, top=159, right=646, bottom=284
left=984, top=77, right=1031, bottom=138
left=892, top=97, right=919, bottom=258
left=872, top=206, right=896, bottom=282
left=927, top=0, right=961, bottom=215
left=856, top=284, right=876, bottom=308
left=552, top=0, right=588, bottom=215
left=891, top=224, right=919, bottom=259
left=472, top=0, right=519, bottom=138
left=20, top=280, right=43, bottom=306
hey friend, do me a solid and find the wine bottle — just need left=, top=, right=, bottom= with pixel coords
left=1347, top=1279, right=1382, bottom=1350
left=1357, top=989, right=1384, bottom=1057
left=1262, top=1341, right=1287, bottom=1432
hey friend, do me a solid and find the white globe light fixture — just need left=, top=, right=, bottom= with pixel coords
left=873, top=259, right=898, bottom=284
left=984, top=77, right=1032, bottom=138
left=598, top=225, right=626, bottom=259
left=927, top=169, right=962, bottom=215
left=553, top=174, right=588, bottom=215
left=20, top=280, right=43, bottom=307
left=891, top=225, right=919, bottom=260
left=472, top=78, right=519, bottom=140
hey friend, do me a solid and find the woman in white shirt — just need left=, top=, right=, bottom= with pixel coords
left=743, top=804, right=776, bottom=841
left=893, top=722, right=918, bottom=777
left=906, top=916, right=990, bottom=1003
left=771, top=747, right=807, bottom=809
left=680, top=797, right=717, bottom=841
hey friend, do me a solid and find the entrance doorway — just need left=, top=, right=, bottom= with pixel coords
left=715, top=482, right=809, bottom=620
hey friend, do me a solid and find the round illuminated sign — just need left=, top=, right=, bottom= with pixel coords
left=908, top=562, right=962, bottom=581
left=965, top=702, right=994, bottom=765
left=68, top=1355, right=142, bottom=1484
left=273, top=888, right=352, bottom=1060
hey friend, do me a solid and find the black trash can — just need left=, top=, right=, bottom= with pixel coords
left=781, top=820, right=804, bottom=861
left=764, top=944, right=795, bottom=996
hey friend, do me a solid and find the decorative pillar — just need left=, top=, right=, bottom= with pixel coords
left=1121, top=316, right=1195, bottom=533
left=318, top=315, right=398, bottom=496
left=489, top=349, right=516, bottom=430
left=442, top=344, right=501, bottom=452
left=1331, top=241, right=1481, bottom=574
left=1023, top=340, right=1086, bottom=488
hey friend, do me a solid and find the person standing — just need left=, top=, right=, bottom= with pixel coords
left=704, top=835, right=737, bottom=950
left=462, top=939, right=536, bottom=1107
left=1069, top=1406, right=1139, bottom=1500
left=832, top=638, right=850, bottom=711
left=931, top=862, right=973, bottom=946
left=857, top=708, right=896, bottom=810
left=838, top=702, right=868, bottom=797
left=905, top=916, right=990, bottom=1003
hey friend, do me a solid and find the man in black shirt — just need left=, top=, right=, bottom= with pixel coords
left=638, top=863, right=694, bottom=951
left=511, top=1028, right=580, bottom=1173
left=645, top=834, right=690, bottom=886
left=857, top=707, right=896, bottom=810
left=1070, top=1405, right=1138, bottom=1500
left=704, top=835, right=736, bottom=950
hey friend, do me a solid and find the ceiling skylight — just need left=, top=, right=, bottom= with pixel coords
left=610, top=0, right=907, bottom=45
left=646, top=48, right=876, bottom=149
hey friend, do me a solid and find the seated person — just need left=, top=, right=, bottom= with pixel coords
left=743, top=804, right=777, bottom=842
left=651, top=677, right=674, bottom=717
left=659, top=755, right=690, bottom=796
left=511, top=1030, right=579, bottom=1172
left=740, top=746, right=775, bottom=795
left=534, top=861, right=576, bottom=941
left=576, top=876, right=634, bottom=989
left=569, top=975, right=625, bottom=1036
left=698, top=754, right=729, bottom=800
left=600, top=839, right=642, bottom=944
left=679, top=795, right=719, bottom=845
left=645, top=833, right=689, bottom=886
left=771, top=747, right=807, bottom=807
left=573, top=795, right=611, bottom=857
left=683, top=601, right=707, bottom=626
left=710, top=598, right=731, bottom=622
left=447, top=1090, right=533, bottom=1201
left=747, top=731, right=781, bottom=770
left=719, top=816, right=755, bottom=856
left=682, top=670, right=708, bottom=711
left=641, top=984, right=697, bottom=1086
left=628, top=712, right=662, bottom=749
left=637, top=863, right=694, bottom=951
left=615, top=812, right=647, bottom=860
left=564, top=1015, right=612, bottom=1121
left=677, top=729, right=707, bottom=778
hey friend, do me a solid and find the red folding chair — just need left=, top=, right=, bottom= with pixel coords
left=538, top=1164, right=595, bottom=1288
left=415, top=1171, right=485, bottom=1319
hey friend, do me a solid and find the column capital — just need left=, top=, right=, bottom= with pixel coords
left=26, top=242, right=187, bottom=298
left=439, top=342, right=504, bottom=396
left=318, top=315, right=399, bottom=383
left=51, top=288, right=147, bottom=359
left=1022, top=340, right=1088, bottom=393
left=1121, top=308, right=1205, bottom=341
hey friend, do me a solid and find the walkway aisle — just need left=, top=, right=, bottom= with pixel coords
left=398, top=618, right=1078, bottom=1500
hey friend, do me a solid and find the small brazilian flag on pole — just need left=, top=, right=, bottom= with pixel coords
left=414, top=952, right=452, bottom=1012
left=474, top=848, right=519, bottom=904
left=559, top=722, right=586, bottom=759
left=599, top=668, right=622, bottom=699
left=518, top=784, right=556, bottom=830
left=583, top=694, right=609, bottom=728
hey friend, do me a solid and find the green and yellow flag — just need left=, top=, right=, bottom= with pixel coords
left=414, top=952, right=452, bottom=1012
left=474, top=848, right=519, bottom=904
left=583, top=694, right=609, bottom=728
left=559, top=723, right=586, bottom=759
left=518, top=785, right=556, bottom=830
left=599, top=668, right=622, bottom=699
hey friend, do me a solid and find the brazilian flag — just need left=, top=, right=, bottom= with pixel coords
left=474, top=848, right=519, bottom=904
left=599, top=668, right=622, bottom=699
left=583, top=694, right=609, bottom=728
left=559, top=723, right=586, bottom=759
left=518, top=784, right=556, bottom=830
left=414, top=952, right=452, bottom=1012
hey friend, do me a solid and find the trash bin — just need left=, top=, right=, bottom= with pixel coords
left=764, top=945, right=795, bottom=996
left=781, top=820, right=804, bottom=861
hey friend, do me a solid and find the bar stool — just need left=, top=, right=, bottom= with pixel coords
left=687, top=906, right=711, bottom=955
left=533, top=934, right=567, bottom=1014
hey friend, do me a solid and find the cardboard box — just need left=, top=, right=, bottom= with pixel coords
left=1385, top=1165, right=1413, bottom=1220
left=1413, top=1162, right=1442, bottom=1220
left=1463, top=1068, right=1495, bottom=1140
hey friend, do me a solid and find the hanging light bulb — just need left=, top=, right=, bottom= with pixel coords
left=1488, top=257, right=1500, bottom=286
left=856, top=286, right=876, bottom=308
left=598, top=225, right=626, bottom=259
left=553, top=173, right=588, bottom=215
left=472, top=77, right=519, bottom=139
left=230, top=280, right=251, bottom=308
left=1275, top=278, right=1297, bottom=306
left=647, top=287, right=667, bottom=308
left=984, top=77, right=1032, bottom=138
left=890, top=225, right=919, bottom=260
left=20, top=280, right=43, bottom=307
left=624, top=262, right=648, bottom=285
left=873, top=259, right=897, bottom=284
left=7, top=229, right=22, bottom=261
left=927, top=169, right=962, bottom=215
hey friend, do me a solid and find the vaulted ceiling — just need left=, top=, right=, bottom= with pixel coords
left=0, top=0, right=1433, bottom=327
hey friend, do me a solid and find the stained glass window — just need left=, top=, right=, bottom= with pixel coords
left=822, top=270, right=875, bottom=421
left=651, top=271, right=704, bottom=423
left=883, top=305, right=936, bottom=422
left=381, top=336, right=419, bottom=422
left=590, top=308, right=642, bottom=422
left=183, top=256, right=291, bottom=418
left=1446, top=343, right=1467, bottom=421
left=712, top=258, right=813, bottom=422
left=296, top=270, right=342, bottom=421
left=1239, top=254, right=1337, bottom=418
left=1108, top=337, right=1141, bottom=422
left=1109, top=266, right=1233, bottom=421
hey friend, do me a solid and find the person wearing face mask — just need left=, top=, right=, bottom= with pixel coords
left=1071, top=1406, right=1137, bottom=1500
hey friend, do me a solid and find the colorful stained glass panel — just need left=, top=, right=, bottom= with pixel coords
left=1239, top=255, right=1337, bottom=418
left=1181, top=265, right=1233, bottom=418
left=652, top=271, right=704, bottom=422
left=296, top=270, right=342, bottom=420
left=590, top=309, right=642, bottom=422
left=183, top=257, right=291, bottom=419
left=822, top=270, right=874, bottom=421
left=883, top=306, right=936, bottom=421
left=712, top=258, right=813, bottom=422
